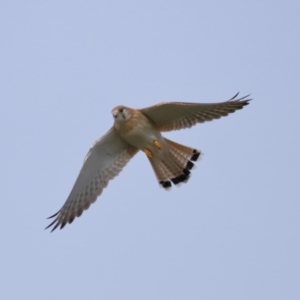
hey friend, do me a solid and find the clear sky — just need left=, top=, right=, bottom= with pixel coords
left=1, top=1, right=299, bottom=299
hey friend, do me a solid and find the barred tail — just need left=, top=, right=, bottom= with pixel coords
left=148, top=138, right=202, bottom=189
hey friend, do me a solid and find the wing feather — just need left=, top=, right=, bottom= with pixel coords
left=140, top=93, right=251, bottom=131
left=46, top=127, right=138, bottom=231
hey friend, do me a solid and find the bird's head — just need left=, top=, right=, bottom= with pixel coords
left=111, top=106, right=131, bottom=122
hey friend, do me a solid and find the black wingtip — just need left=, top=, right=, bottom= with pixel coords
left=229, top=92, right=252, bottom=103
left=51, top=223, right=60, bottom=232
left=60, top=222, right=67, bottom=230
left=47, top=211, right=60, bottom=219
left=229, top=92, right=240, bottom=100
left=45, top=220, right=68, bottom=232
left=45, top=210, right=62, bottom=232
left=45, top=219, right=57, bottom=231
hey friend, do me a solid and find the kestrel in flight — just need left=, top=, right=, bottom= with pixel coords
left=46, top=93, right=251, bottom=231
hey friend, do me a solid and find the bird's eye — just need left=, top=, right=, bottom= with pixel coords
left=119, top=108, right=124, bottom=113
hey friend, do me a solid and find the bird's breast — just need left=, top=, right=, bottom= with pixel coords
left=116, top=114, right=165, bottom=154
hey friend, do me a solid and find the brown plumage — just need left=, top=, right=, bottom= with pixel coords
left=46, top=92, right=251, bottom=231
left=147, top=139, right=201, bottom=189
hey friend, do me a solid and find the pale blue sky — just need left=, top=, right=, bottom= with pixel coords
left=1, top=1, right=299, bottom=299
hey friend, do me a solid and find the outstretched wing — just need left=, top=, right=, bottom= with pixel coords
left=140, top=93, right=251, bottom=132
left=46, top=127, right=138, bottom=232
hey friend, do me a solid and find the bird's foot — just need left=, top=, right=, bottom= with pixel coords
left=153, top=140, right=162, bottom=150
left=144, top=148, right=153, bottom=158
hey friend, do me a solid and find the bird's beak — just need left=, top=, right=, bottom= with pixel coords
left=112, top=109, right=118, bottom=118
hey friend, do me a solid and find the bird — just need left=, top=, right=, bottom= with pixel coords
left=46, top=92, right=251, bottom=231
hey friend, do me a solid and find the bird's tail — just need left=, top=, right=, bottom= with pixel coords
left=147, top=138, right=202, bottom=189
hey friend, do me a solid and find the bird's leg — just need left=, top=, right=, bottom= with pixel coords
left=153, top=140, right=162, bottom=150
left=144, top=141, right=161, bottom=158
left=144, top=148, right=153, bottom=158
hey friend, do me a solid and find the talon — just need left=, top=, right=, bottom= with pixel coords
left=153, top=140, right=162, bottom=150
left=144, top=148, right=153, bottom=158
